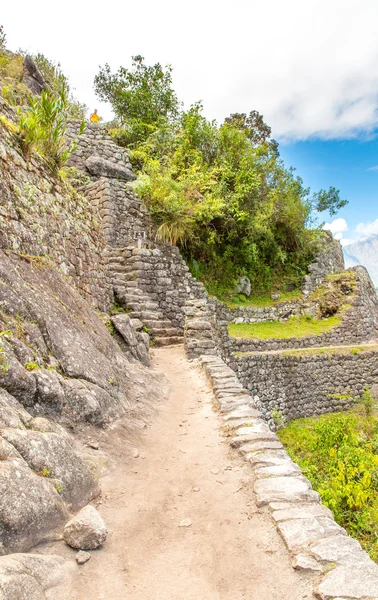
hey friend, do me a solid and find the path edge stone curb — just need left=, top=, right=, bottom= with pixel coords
left=195, top=352, right=378, bottom=600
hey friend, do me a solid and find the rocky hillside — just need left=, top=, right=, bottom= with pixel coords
left=343, top=234, right=378, bottom=288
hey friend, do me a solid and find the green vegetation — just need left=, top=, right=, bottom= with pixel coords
left=229, top=314, right=342, bottom=340
left=95, top=56, right=347, bottom=296
left=18, top=85, right=85, bottom=172
left=278, top=393, right=378, bottom=561
left=24, top=361, right=40, bottom=371
left=0, top=30, right=85, bottom=173
left=224, top=289, right=302, bottom=309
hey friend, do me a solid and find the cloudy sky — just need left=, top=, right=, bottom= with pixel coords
left=2, top=0, right=378, bottom=245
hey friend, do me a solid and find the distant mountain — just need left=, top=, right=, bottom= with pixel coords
left=343, top=234, right=378, bottom=288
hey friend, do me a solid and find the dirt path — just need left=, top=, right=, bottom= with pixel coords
left=64, top=345, right=315, bottom=599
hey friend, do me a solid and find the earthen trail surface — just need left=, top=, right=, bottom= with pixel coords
left=67, top=345, right=315, bottom=599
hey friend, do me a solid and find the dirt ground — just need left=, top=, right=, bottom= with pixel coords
left=45, top=345, right=316, bottom=599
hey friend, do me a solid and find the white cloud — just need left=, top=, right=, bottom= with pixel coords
left=356, top=219, right=378, bottom=236
left=324, top=218, right=348, bottom=235
left=340, top=238, right=355, bottom=247
left=367, top=166, right=378, bottom=171
left=3, top=1, right=378, bottom=139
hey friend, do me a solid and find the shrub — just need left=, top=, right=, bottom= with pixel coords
left=18, top=85, right=85, bottom=172
left=278, top=404, right=378, bottom=561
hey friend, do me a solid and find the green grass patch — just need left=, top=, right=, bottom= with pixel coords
left=278, top=392, right=378, bottom=561
left=224, top=289, right=302, bottom=309
left=228, top=314, right=342, bottom=340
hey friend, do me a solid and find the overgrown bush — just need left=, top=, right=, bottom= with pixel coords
left=278, top=397, right=378, bottom=561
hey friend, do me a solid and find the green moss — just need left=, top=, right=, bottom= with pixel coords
left=228, top=314, right=342, bottom=340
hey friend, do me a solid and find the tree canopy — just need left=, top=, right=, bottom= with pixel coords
left=95, top=57, right=348, bottom=297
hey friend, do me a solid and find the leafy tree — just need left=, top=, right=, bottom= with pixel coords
left=94, top=55, right=179, bottom=146
left=312, top=186, right=348, bottom=217
left=97, top=57, right=348, bottom=296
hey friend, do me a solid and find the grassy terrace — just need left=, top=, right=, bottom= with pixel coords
left=223, top=289, right=302, bottom=309
left=228, top=314, right=342, bottom=340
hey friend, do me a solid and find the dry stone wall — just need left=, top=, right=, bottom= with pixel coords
left=0, top=100, right=112, bottom=311
left=230, top=348, right=378, bottom=426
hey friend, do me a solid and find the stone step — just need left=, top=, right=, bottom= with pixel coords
left=126, top=301, right=160, bottom=312
left=143, top=319, right=173, bottom=330
left=128, top=311, right=165, bottom=321
left=148, top=327, right=181, bottom=337
left=123, top=294, right=153, bottom=303
left=154, top=336, right=183, bottom=347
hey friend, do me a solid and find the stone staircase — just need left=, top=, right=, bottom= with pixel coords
left=108, top=248, right=183, bottom=347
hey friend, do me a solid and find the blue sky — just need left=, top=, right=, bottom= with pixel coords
left=279, top=138, right=378, bottom=246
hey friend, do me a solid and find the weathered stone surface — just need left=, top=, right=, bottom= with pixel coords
left=235, top=276, right=251, bottom=297
left=64, top=505, right=107, bottom=550
left=316, top=562, right=378, bottom=600
left=111, top=314, right=138, bottom=347
left=1, top=428, right=99, bottom=509
left=85, top=155, right=136, bottom=181
left=0, top=553, right=71, bottom=600
left=76, top=551, right=91, bottom=565
left=33, top=369, right=65, bottom=412
left=239, top=440, right=284, bottom=454
left=0, top=460, right=67, bottom=554
left=271, top=503, right=333, bottom=522
left=246, top=450, right=290, bottom=467
left=255, top=462, right=302, bottom=478
left=277, top=517, right=346, bottom=552
left=310, top=535, right=370, bottom=567
left=0, top=389, right=31, bottom=428
left=254, top=476, right=318, bottom=507
left=292, top=553, right=322, bottom=572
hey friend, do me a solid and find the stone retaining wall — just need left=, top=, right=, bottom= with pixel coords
left=229, top=348, right=378, bottom=426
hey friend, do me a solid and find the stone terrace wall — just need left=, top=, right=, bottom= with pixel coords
left=0, top=101, right=112, bottom=311
left=114, top=245, right=207, bottom=331
left=218, top=299, right=302, bottom=325
left=213, top=267, right=378, bottom=356
left=230, top=348, right=378, bottom=426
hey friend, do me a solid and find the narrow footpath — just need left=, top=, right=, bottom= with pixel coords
left=67, top=345, right=315, bottom=599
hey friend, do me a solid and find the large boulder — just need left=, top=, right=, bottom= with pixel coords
left=63, top=505, right=107, bottom=550
left=0, top=553, right=72, bottom=600
left=0, top=460, right=67, bottom=554
left=0, top=428, right=99, bottom=509
left=234, top=276, right=251, bottom=297
left=85, top=156, right=136, bottom=181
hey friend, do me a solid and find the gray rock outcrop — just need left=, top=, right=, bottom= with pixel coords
left=0, top=553, right=72, bottom=600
